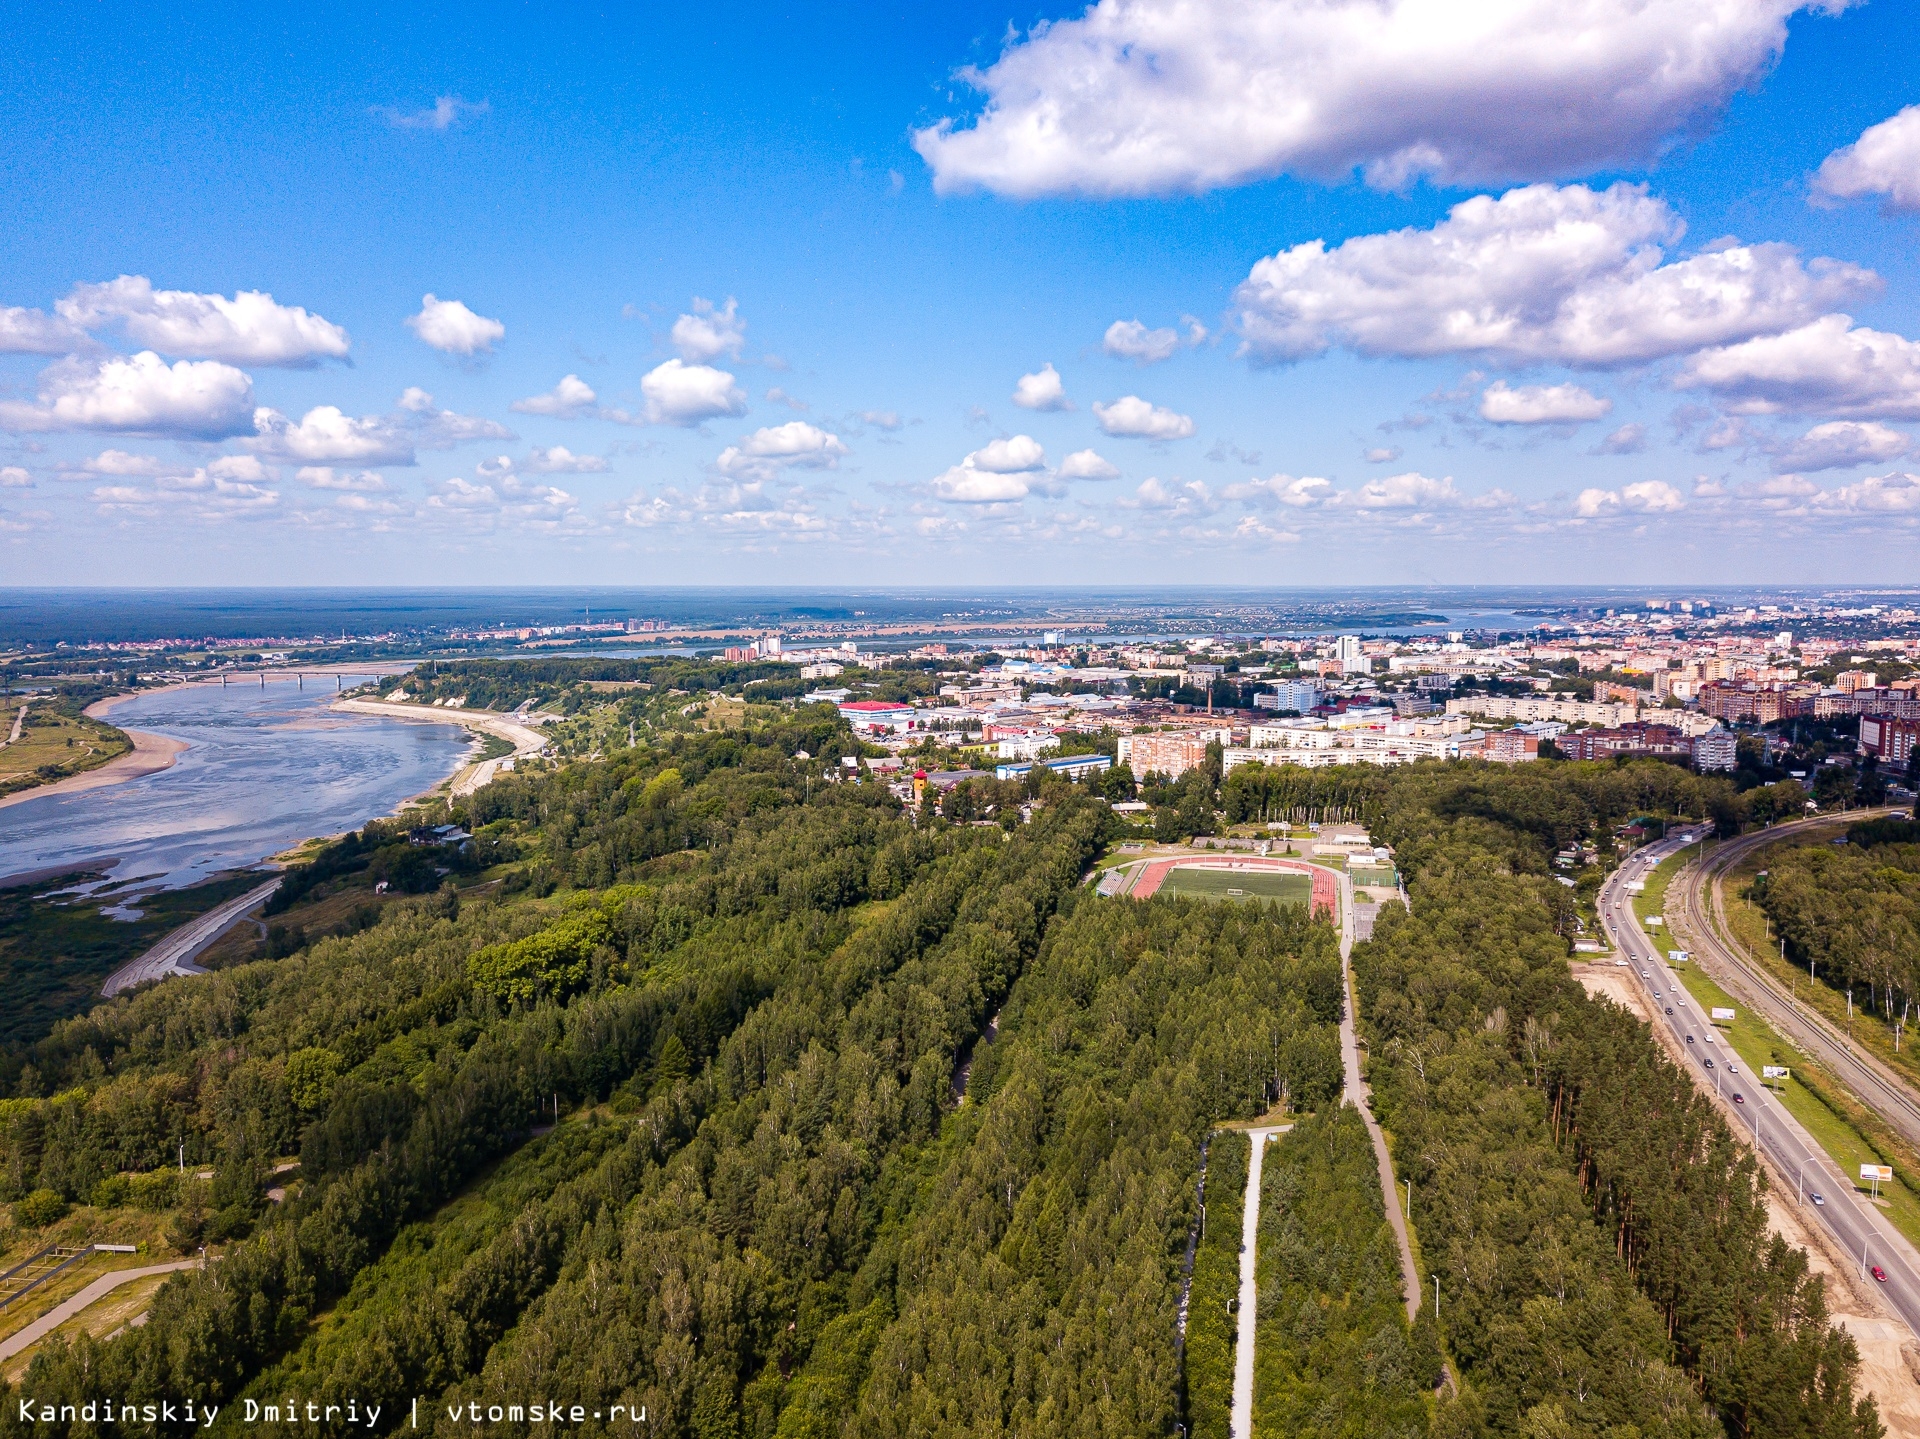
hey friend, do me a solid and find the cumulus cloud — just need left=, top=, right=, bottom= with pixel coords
left=929, top=435, right=1053, bottom=502
left=1770, top=421, right=1911, bottom=473
left=1478, top=380, right=1612, bottom=424
left=1342, top=471, right=1507, bottom=509
left=512, top=374, right=598, bottom=417
left=913, top=0, right=1826, bottom=197
left=968, top=434, right=1047, bottom=472
left=524, top=445, right=610, bottom=474
left=0, top=352, right=255, bottom=438
left=1093, top=395, right=1196, bottom=440
left=407, top=294, right=505, bottom=356
left=0, top=467, right=30, bottom=487
left=635, top=359, right=748, bottom=426
left=1573, top=479, right=1686, bottom=516
left=1364, top=446, right=1402, bottom=463
left=1225, top=472, right=1334, bottom=507
left=1012, top=363, right=1071, bottom=411
left=1057, top=448, right=1119, bottom=480
left=376, top=95, right=488, bottom=131
left=1595, top=422, right=1647, bottom=455
left=716, top=421, right=848, bottom=479
left=55, top=276, right=349, bottom=366
left=250, top=405, right=414, bottom=464
left=296, top=466, right=387, bottom=491
left=671, top=298, right=746, bottom=363
left=91, top=465, right=281, bottom=520
left=1810, top=471, right=1920, bottom=513
left=1814, top=105, right=1920, bottom=214
left=1103, top=317, right=1207, bottom=363
left=859, top=409, right=904, bottom=430
left=1122, top=477, right=1214, bottom=515
left=1234, top=183, right=1873, bottom=366
left=1677, top=314, right=1920, bottom=419
left=0, top=305, right=89, bottom=354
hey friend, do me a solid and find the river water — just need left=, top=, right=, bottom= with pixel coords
left=0, top=682, right=474, bottom=892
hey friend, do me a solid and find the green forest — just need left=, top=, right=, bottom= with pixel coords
left=0, top=710, right=1888, bottom=1437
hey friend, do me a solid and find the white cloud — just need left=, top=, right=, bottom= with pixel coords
left=1811, top=471, right=1920, bottom=514
left=1012, top=363, right=1071, bottom=411
left=525, top=445, right=609, bottom=474
left=716, top=421, right=848, bottom=479
left=55, top=276, right=349, bottom=366
left=859, top=409, right=904, bottom=430
left=424, top=471, right=585, bottom=532
left=1103, top=320, right=1180, bottom=364
left=511, top=374, right=598, bottom=417
left=250, top=405, right=414, bottom=464
left=636, top=359, right=748, bottom=426
left=1225, top=473, right=1333, bottom=507
left=0, top=352, right=255, bottom=438
left=1057, top=448, right=1119, bottom=480
left=1122, top=477, right=1214, bottom=515
left=376, top=95, right=488, bottom=131
left=296, top=466, right=387, bottom=491
left=1478, top=380, right=1612, bottom=424
left=82, top=449, right=170, bottom=476
left=1595, top=423, right=1647, bottom=455
left=1814, top=105, right=1920, bottom=215
left=406, top=294, right=505, bottom=356
left=1093, top=395, right=1196, bottom=440
left=913, top=0, right=1827, bottom=197
left=0, top=467, right=29, bottom=487
left=1235, top=183, right=1873, bottom=366
left=409, top=403, right=513, bottom=449
left=671, top=298, right=746, bottom=363
left=1676, top=314, right=1920, bottom=419
left=91, top=465, right=281, bottom=520
left=1573, top=479, right=1686, bottom=516
left=1342, top=471, right=1497, bottom=509
left=1771, top=421, right=1911, bottom=473
left=932, top=466, right=1033, bottom=503
left=969, top=434, right=1047, bottom=472
left=0, top=305, right=88, bottom=355
left=1364, top=446, right=1401, bottom=463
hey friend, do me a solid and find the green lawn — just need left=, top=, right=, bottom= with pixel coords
left=1160, top=866, right=1313, bottom=908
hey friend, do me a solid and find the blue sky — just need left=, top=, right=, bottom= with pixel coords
left=3, top=0, right=1919, bottom=585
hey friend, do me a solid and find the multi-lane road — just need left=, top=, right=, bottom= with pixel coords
left=1598, top=830, right=1920, bottom=1339
left=100, top=877, right=282, bottom=997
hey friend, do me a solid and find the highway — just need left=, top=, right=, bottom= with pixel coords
left=1599, top=831, right=1920, bottom=1341
left=101, top=877, right=282, bottom=997
left=1666, top=814, right=1920, bottom=1158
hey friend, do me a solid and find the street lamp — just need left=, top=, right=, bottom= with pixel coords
left=1797, top=1155, right=1821, bottom=1204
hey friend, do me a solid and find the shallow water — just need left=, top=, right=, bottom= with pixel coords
left=0, top=682, right=474, bottom=891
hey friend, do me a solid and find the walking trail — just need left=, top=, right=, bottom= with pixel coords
left=0, top=1259, right=198, bottom=1361
left=1225, top=868, right=1428, bottom=1439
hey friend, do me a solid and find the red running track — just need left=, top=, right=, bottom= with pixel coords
left=1128, top=857, right=1336, bottom=920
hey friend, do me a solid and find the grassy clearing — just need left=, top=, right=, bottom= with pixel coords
left=0, top=702, right=131, bottom=797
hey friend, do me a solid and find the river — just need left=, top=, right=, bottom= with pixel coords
left=0, top=682, right=475, bottom=893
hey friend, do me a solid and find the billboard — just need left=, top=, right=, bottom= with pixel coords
left=1711, top=1007, right=1736, bottom=1022
left=1862, top=1165, right=1894, bottom=1183
left=1646, top=916, right=1664, bottom=927
left=1763, top=1066, right=1791, bottom=1079
left=1669, top=950, right=1691, bottom=963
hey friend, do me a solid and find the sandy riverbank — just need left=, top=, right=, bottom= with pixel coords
left=330, top=698, right=549, bottom=800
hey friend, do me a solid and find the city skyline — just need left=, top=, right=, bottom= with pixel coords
left=3, top=0, right=1920, bottom=585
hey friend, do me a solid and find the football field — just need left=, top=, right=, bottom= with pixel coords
left=1156, top=865, right=1314, bottom=908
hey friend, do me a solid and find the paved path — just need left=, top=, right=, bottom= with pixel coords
left=102, top=878, right=281, bottom=996
left=1229, top=1126, right=1290, bottom=1439
left=2, top=704, right=24, bottom=747
left=1334, top=869, right=1423, bottom=1322
left=0, top=1260, right=197, bottom=1360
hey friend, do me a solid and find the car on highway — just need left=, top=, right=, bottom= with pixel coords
left=1704, top=1058, right=1714, bottom=1068
left=1811, top=1192, right=1825, bottom=1206
left=1727, top=1063, right=1738, bottom=1074
left=1665, top=1007, right=1674, bottom=1015
left=1732, top=1093, right=1744, bottom=1104
left=1686, top=1035, right=1695, bottom=1045
left=1873, top=1266, right=1888, bottom=1283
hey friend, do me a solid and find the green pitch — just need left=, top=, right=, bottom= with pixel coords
left=1158, top=866, right=1313, bottom=908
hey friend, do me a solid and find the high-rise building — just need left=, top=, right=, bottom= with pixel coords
left=1335, top=635, right=1368, bottom=675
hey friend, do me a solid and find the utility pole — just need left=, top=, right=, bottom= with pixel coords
left=1405, top=1178, right=1411, bottom=1220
